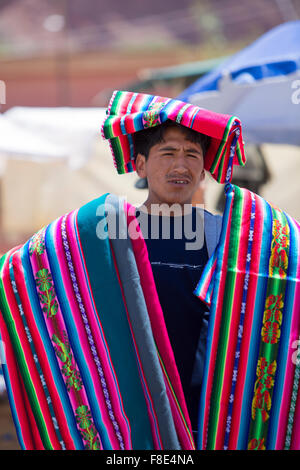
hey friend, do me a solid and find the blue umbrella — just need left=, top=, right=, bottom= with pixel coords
left=178, top=21, right=300, bottom=145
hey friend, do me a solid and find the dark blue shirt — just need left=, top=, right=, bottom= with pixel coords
left=135, top=207, right=209, bottom=432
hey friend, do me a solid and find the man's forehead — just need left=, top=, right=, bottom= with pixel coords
left=156, top=130, right=203, bottom=151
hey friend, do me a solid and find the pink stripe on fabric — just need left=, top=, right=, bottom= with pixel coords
left=125, top=202, right=194, bottom=450
left=13, top=248, right=75, bottom=449
left=72, top=212, right=133, bottom=450
left=229, top=193, right=264, bottom=449
left=109, top=239, right=163, bottom=450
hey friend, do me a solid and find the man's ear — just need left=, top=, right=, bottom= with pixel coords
left=200, top=168, right=205, bottom=182
left=135, top=153, right=147, bottom=178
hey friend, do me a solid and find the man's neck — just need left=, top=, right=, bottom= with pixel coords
left=138, top=198, right=194, bottom=217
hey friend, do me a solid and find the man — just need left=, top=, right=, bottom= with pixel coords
left=0, top=90, right=244, bottom=451
left=132, top=120, right=222, bottom=440
left=101, top=90, right=245, bottom=445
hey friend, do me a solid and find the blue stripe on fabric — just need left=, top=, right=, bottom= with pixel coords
left=45, top=221, right=113, bottom=450
left=127, top=93, right=138, bottom=113
left=190, top=108, right=201, bottom=128
left=120, top=116, right=127, bottom=135
left=0, top=330, right=26, bottom=450
left=21, top=240, right=84, bottom=450
left=73, top=211, right=132, bottom=447
left=197, top=183, right=234, bottom=449
left=267, top=212, right=298, bottom=449
left=237, top=197, right=272, bottom=449
left=128, top=133, right=135, bottom=160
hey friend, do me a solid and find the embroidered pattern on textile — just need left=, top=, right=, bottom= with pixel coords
left=261, top=294, right=283, bottom=344
left=52, top=332, right=83, bottom=392
left=142, top=101, right=165, bottom=128
left=270, top=220, right=289, bottom=278
left=29, top=228, right=46, bottom=256
left=248, top=438, right=266, bottom=450
left=75, top=405, right=101, bottom=450
left=251, top=357, right=277, bottom=423
left=35, top=268, right=58, bottom=318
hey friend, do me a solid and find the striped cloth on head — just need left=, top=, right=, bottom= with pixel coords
left=195, top=183, right=300, bottom=450
left=101, top=90, right=246, bottom=184
left=0, top=194, right=195, bottom=450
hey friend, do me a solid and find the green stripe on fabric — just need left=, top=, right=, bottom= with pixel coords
left=0, top=254, right=54, bottom=450
left=206, top=186, right=244, bottom=449
left=110, top=137, right=126, bottom=174
left=209, top=117, right=235, bottom=175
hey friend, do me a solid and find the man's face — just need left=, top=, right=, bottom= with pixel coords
left=135, top=126, right=205, bottom=210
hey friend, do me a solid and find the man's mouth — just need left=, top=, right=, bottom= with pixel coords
left=167, top=178, right=190, bottom=185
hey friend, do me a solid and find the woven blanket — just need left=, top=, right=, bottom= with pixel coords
left=0, top=194, right=195, bottom=450
left=195, top=184, right=300, bottom=450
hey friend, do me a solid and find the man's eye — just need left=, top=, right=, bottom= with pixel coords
left=162, top=153, right=173, bottom=157
left=187, top=154, right=198, bottom=158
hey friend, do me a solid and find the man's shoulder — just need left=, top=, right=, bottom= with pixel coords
left=193, top=208, right=223, bottom=257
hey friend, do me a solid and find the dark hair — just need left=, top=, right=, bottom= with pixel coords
left=133, top=120, right=211, bottom=161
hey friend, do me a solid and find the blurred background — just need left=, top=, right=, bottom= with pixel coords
left=0, top=0, right=299, bottom=450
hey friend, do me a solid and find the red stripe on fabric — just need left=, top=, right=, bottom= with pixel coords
left=125, top=202, right=194, bottom=450
left=191, top=109, right=231, bottom=140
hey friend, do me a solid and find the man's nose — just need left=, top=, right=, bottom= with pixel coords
left=171, top=152, right=188, bottom=170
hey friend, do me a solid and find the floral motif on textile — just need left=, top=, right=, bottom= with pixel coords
left=261, top=294, right=284, bottom=344
left=29, top=228, right=46, bottom=256
left=142, top=101, right=166, bottom=128
left=270, top=220, right=289, bottom=278
left=35, top=268, right=58, bottom=318
left=251, top=357, right=277, bottom=423
left=75, top=405, right=101, bottom=450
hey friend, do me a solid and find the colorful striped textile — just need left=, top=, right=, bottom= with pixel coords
left=195, top=183, right=300, bottom=450
left=0, top=194, right=195, bottom=450
left=101, top=90, right=246, bottom=183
